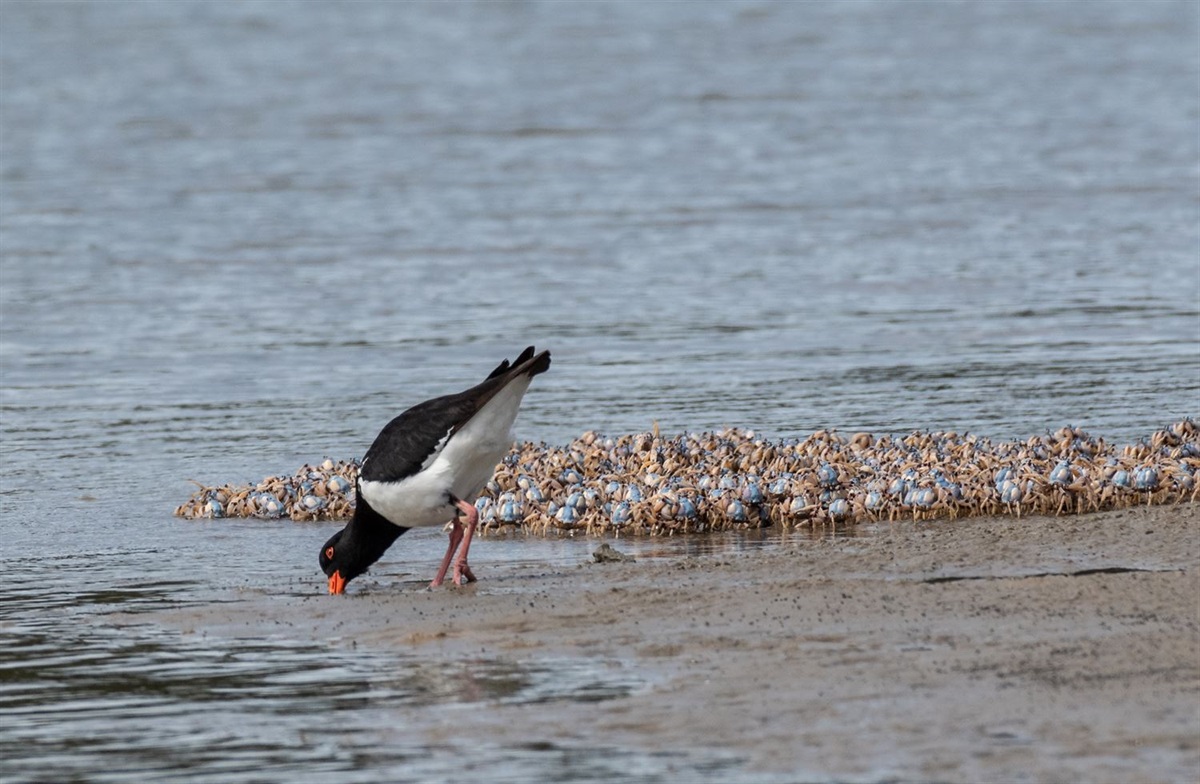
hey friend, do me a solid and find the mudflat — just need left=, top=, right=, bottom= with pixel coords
left=149, top=504, right=1199, bottom=782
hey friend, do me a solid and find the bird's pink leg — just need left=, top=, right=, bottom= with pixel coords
left=451, top=498, right=480, bottom=586
left=429, top=521, right=463, bottom=588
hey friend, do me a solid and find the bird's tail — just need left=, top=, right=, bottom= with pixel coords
left=487, top=346, right=551, bottom=380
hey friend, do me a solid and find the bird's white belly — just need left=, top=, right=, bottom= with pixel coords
left=360, top=457, right=497, bottom=528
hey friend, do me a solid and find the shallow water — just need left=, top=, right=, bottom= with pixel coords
left=1, top=0, right=1197, bottom=781
left=0, top=528, right=776, bottom=784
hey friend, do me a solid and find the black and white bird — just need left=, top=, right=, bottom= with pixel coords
left=320, top=347, right=551, bottom=594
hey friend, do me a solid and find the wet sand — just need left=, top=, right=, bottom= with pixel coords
left=147, top=504, right=1199, bottom=782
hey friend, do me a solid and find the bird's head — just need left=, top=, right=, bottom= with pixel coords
left=319, top=528, right=366, bottom=595
left=319, top=500, right=409, bottom=595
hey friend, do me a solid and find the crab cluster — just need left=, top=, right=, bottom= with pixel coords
left=175, top=458, right=358, bottom=522
left=176, top=420, right=1198, bottom=533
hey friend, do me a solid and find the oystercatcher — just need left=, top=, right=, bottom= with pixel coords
left=320, top=347, right=551, bottom=594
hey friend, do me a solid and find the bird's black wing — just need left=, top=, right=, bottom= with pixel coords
left=357, top=347, right=549, bottom=484
left=358, top=389, right=493, bottom=483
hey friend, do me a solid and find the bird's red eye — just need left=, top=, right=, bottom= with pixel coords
left=325, top=546, right=335, bottom=559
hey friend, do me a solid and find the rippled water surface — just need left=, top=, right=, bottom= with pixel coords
left=3, top=573, right=653, bottom=782
left=1, top=0, right=1197, bottom=781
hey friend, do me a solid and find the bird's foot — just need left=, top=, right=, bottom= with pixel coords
left=451, top=561, right=477, bottom=586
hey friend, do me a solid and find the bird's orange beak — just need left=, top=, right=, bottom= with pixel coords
left=328, top=570, right=346, bottom=595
